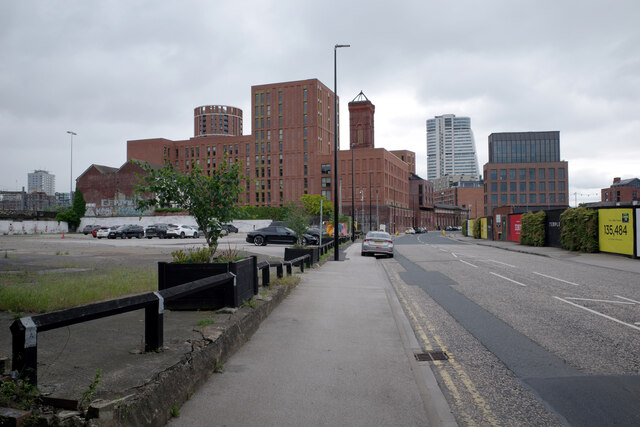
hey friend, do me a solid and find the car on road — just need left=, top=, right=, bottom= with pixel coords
left=222, top=224, right=239, bottom=233
left=108, top=225, right=144, bottom=239
left=246, top=226, right=315, bottom=246
left=405, top=227, right=415, bottom=234
left=145, top=224, right=170, bottom=239
left=82, top=224, right=101, bottom=235
left=166, top=224, right=198, bottom=239
left=361, top=231, right=394, bottom=257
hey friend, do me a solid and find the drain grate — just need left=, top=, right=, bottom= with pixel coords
left=415, top=350, right=449, bottom=362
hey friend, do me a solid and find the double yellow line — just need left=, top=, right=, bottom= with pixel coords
left=384, top=263, right=500, bottom=426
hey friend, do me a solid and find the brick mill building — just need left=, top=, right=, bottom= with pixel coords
left=124, top=78, right=438, bottom=231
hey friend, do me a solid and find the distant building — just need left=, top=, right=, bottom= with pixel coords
left=432, top=173, right=482, bottom=192
left=427, top=114, right=480, bottom=180
left=193, top=105, right=243, bottom=138
left=601, top=177, right=640, bottom=203
left=0, top=189, right=57, bottom=211
left=28, top=170, right=55, bottom=196
left=483, top=131, right=569, bottom=216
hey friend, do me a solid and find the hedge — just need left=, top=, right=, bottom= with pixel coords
left=520, top=211, right=546, bottom=247
left=560, top=207, right=599, bottom=252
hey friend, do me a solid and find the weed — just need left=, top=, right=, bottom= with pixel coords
left=215, top=243, right=242, bottom=263
left=0, top=378, right=39, bottom=410
left=271, top=275, right=301, bottom=287
left=196, top=318, right=216, bottom=327
left=4, top=250, right=7, bottom=259
left=214, top=359, right=224, bottom=373
left=78, top=368, right=102, bottom=410
left=8, top=310, right=24, bottom=320
left=241, top=298, right=257, bottom=308
left=170, top=405, right=180, bottom=418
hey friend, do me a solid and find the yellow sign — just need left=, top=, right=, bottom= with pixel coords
left=481, top=218, right=488, bottom=239
left=598, top=209, right=634, bottom=255
left=468, top=220, right=475, bottom=237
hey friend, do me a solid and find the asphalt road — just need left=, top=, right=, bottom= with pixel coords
left=385, top=232, right=640, bottom=426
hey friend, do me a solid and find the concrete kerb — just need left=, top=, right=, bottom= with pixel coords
left=89, top=280, right=296, bottom=427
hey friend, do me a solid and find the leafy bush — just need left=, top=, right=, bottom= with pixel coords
left=472, top=218, right=482, bottom=239
left=560, top=207, right=599, bottom=252
left=461, top=221, right=468, bottom=236
left=171, top=246, right=216, bottom=263
left=520, top=211, right=546, bottom=247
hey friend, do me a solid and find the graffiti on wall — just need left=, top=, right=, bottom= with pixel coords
left=85, top=199, right=151, bottom=217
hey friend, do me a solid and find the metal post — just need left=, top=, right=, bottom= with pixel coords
left=368, top=170, right=372, bottom=233
left=67, top=131, right=76, bottom=205
left=333, top=44, right=349, bottom=260
left=351, top=143, right=355, bottom=241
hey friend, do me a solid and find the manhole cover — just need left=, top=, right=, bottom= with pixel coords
left=415, top=350, right=449, bottom=362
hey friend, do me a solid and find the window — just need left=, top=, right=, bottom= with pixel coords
left=558, top=168, right=565, bottom=179
left=491, top=182, right=497, bottom=192
left=500, top=182, right=507, bottom=192
left=500, top=194, right=507, bottom=204
left=304, top=152, right=308, bottom=162
left=539, top=182, right=545, bottom=191
left=559, top=182, right=565, bottom=191
left=559, top=193, right=565, bottom=203
left=519, top=169, right=526, bottom=180
left=520, top=182, right=526, bottom=192
left=279, top=166, right=283, bottom=176
left=539, top=194, right=546, bottom=203
left=322, top=190, right=331, bottom=200
left=510, top=182, right=517, bottom=192
left=529, top=168, right=535, bottom=180
left=510, top=194, right=517, bottom=203
left=279, top=154, right=283, bottom=164
left=491, top=194, right=498, bottom=204
left=500, top=169, right=507, bottom=180
left=304, top=165, right=307, bottom=175
left=538, top=168, right=545, bottom=179
left=520, top=194, right=526, bottom=203
left=490, top=169, right=497, bottom=180
left=529, top=193, right=536, bottom=203
left=529, top=182, right=536, bottom=191
left=548, top=168, right=555, bottom=179
left=322, top=177, right=331, bottom=188
left=510, top=169, right=516, bottom=180
left=321, top=164, right=331, bottom=174
left=549, top=193, right=556, bottom=203
left=279, top=129, right=283, bottom=140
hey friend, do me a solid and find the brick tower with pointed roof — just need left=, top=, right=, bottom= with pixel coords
left=349, top=91, right=375, bottom=149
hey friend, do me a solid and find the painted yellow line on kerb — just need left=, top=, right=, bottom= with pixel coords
left=383, top=262, right=499, bottom=426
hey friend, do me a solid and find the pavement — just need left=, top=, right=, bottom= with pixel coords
left=168, top=243, right=456, bottom=427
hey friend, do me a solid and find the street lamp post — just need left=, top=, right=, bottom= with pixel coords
left=368, top=170, right=372, bottom=233
left=333, top=43, right=350, bottom=261
left=67, top=131, right=77, bottom=205
left=351, top=140, right=355, bottom=241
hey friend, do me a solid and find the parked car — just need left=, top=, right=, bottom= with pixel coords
left=95, top=226, right=112, bottom=239
left=166, top=224, right=198, bottom=239
left=145, top=224, right=169, bottom=239
left=82, top=224, right=101, bottom=235
left=108, top=224, right=144, bottom=239
left=405, top=227, right=415, bottom=234
left=414, top=227, right=426, bottom=234
left=361, top=231, right=394, bottom=257
left=306, top=227, right=330, bottom=243
left=246, top=226, right=315, bottom=246
left=222, top=224, right=239, bottom=233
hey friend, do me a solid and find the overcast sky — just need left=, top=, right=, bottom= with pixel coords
left=1, top=1, right=638, bottom=205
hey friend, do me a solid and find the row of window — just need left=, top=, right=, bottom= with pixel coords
left=489, top=193, right=566, bottom=204
left=488, top=167, right=564, bottom=181
left=489, top=181, right=566, bottom=192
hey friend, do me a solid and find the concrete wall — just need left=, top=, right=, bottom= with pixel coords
left=1, top=220, right=68, bottom=235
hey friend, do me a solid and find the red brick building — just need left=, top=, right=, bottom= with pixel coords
left=601, top=177, right=640, bottom=203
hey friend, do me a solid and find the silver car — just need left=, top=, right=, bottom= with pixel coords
left=361, top=231, right=394, bottom=257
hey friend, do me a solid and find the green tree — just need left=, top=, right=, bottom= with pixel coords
left=300, top=194, right=334, bottom=218
left=133, top=159, right=243, bottom=258
left=285, top=202, right=310, bottom=247
left=55, top=189, right=86, bottom=230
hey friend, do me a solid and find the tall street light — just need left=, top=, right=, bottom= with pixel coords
left=368, top=170, right=372, bottom=233
left=67, top=131, right=77, bottom=205
left=333, top=43, right=349, bottom=261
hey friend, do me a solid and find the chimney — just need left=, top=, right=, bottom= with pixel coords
left=613, top=177, right=621, bottom=184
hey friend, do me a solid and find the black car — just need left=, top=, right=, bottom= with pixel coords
left=222, top=224, right=239, bottom=233
left=108, top=224, right=144, bottom=239
left=145, top=224, right=169, bottom=239
left=306, top=227, right=329, bottom=244
left=246, top=226, right=316, bottom=246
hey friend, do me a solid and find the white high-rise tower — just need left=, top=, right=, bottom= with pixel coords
left=426, top=114, right=479, bottom=180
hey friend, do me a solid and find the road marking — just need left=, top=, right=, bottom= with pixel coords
left=382, top=262, right=499, bottom=426
left=616, top=295, right=640, bottom=304
left=451, top=252, right=458, bottom=258
left=460, top=260, right=478, bottom=268
left=553, top=296, right=640, bottom=332
left=532, top=272, right=580, bottom=286
left=490, top=272, right=527, bottom=287
left=487, top=259, right=516, bottom=268
left=564, top=297, right=635, bottom=305
left=438, top=248, right=448, bottom=253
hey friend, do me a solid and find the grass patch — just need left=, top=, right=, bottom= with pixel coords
left=0, top=267, right=157, bottom=313
left=271, top=275, right=301, bottom=287
left=196, top=317, right=216, bottom=327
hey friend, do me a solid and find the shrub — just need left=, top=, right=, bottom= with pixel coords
left=560, top=207, right=599, bottom=252
left=171, top=246, right=216, bottom=264
left=520, top=211, right=546, bottom=247
left=472, top=218, right=482, bottom=239
left=461, top=221, right=468, bottom=236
